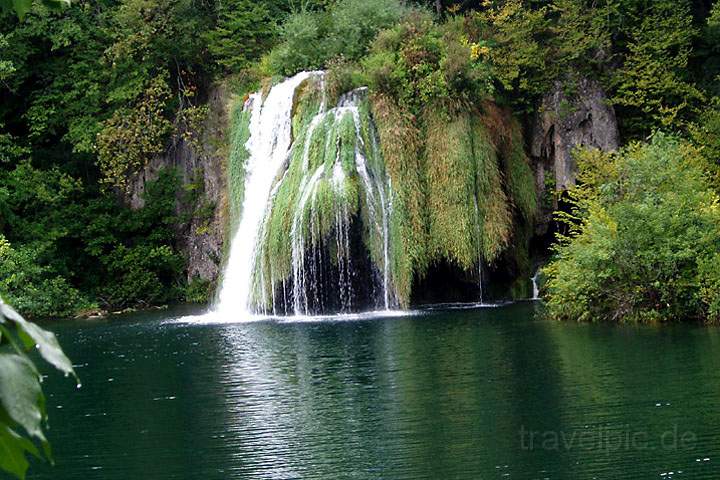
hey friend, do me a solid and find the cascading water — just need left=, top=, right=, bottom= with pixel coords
left=531, top=270, right=540, bottom=300
left=216, top=71, right=320, bottom=317
left=216, top=72, right=395, bottom=317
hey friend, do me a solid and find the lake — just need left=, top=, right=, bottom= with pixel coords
left=29, top=302, right=720, bottom=479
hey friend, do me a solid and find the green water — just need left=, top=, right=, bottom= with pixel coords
left=27, top=302, right=720, bottom=479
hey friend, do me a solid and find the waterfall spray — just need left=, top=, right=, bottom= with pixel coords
left=217, top=74, right=395, bottom=317
left=216, top=72, right=321, bottom=317
left=531, top=270, right=540, bottom=300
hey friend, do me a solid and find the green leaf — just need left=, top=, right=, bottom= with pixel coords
left=15, top=321, right=77, bottom=382
left=0, top=324, right=28, bottom=359
left=0, top=406, right=40, bottom=460
left=0, top=298, right=77, bottom=382
left=0, top=424, right=35, bottom=480
left=0, top=353, right=45, bottom=442
left=11, top=0, right=31, bottom=19
left=0, top=300, right=22, bottom=324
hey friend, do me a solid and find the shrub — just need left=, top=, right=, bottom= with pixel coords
left=325, top=0, right=409, bottom=61
left=99, top=244, right=183, bottom=308
left=689, top=98, right=720, bottom=189
left=0, top=163, right=188, bottom=317
left=609, top=1, right=704, bottom=136
left=363, top=11, right=494, bottom=115
left=325, top=57, right=367, bottom=105
left=204, top=0, right=277, bottom=73
left=0, top=236, right=90, bottom=318
left=544, top=134, right=720, bottom=323
left=698, top=253, right=720, bottom=323
left=184, top=277, right=212, bottom=303
left=265, top=10, right=327, bottom=76
left=699, top=2, right=720, bottom=95
left=469, top=0, right=550, bottom=111
left=89, top=169, right=186, bottom=310
left=265, top=0, right=408, bottom=76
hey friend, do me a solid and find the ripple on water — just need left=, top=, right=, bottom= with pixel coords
left=30, top=302, right=720, bottom=480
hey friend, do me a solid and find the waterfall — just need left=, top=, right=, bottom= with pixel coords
left=531, top=270, right=540, bottom=300
left=216, top=72, right=395, bottom=317
left=216, top=71, right=320, bottom=317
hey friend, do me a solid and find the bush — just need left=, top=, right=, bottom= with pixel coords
left=266, top=10, right=326, bottom=76
left=265, top=0, right=408, bottom=76
left=0, top=163, right=188, bottom=318
left=0, top=237, right=90, bottom=318
left=99, top=244, right=183, bottom=308
left=204, top=0, right=277, bottom=73
left=363, top=12, right=494, bottom=115
left=325, top=0, right=409, bottom=61
left=469, top=0, right=551, bottom=111
left=699, top=2, right=720, bottom=95
left=698, top=253, right=720, bottom=323
left=689, top=98, right=720, bottom=189
left=325, top=57, right=367, bottom=105
left=609, top=1, right=704, bottom=136
left=88, top=169, right=186, bottom=310
left=544, top=134, right=720, bottom=323
left=184, top=277, right=212, bottom=303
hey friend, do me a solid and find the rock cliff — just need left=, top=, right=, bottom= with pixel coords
left=127, top=84, right=231, bottom=289
left=531, top=77, right=619, bottom=192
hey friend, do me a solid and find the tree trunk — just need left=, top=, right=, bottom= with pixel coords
left=434, top=0, right=442, bottom=16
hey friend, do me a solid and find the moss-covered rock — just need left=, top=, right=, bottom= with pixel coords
left=225, top=74, right=538, bottom=313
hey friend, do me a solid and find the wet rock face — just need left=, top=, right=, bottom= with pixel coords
left=531, top=77, right=619, bottom=191
left=127, top=84, right=230, bottom=286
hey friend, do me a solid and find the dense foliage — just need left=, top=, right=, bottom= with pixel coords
left=544, top=134, right=720, bottom=323
left=257, top=0, right=720, bottom=319
left=265, top=0, right=409, bottom=76
left=2, top=0, right=720, bottom=319
left=0, top=163, right=187, bottom=318
left=7, top=3, right=718, bottom=480
left=0, top=0, right=292, bottom=317
left=265, top=0, right=718, bottom=138
left=229, top=7, right=539, bottom=307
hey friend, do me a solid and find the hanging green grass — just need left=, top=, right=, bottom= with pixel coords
left=226, top=72, right=538, bottom=311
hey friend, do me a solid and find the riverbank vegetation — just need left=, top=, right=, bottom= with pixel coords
left=2, top=0, right=720, bottom=321
left=544, top=134, right=720, bottom=324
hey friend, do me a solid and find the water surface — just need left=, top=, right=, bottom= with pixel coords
left=30, top=303, right=720, bottom=479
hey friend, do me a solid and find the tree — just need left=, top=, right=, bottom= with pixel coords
left=204, top=0, right=277, bottom=73
left=0, top=0, right=69, bottom=19
left=0, top=5, right=77, bottom=479
left=265, top=0, right=408, bottom=76
left=696, top=0, right=720, bottom=96
left=609, top=0, right=704, bottom=136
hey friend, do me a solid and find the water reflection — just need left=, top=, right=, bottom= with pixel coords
left=31, top=303, right=720, bottom=480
